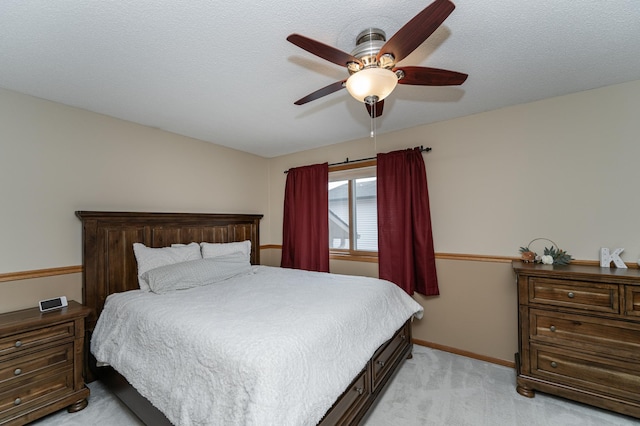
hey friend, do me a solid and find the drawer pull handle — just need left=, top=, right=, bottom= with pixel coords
left=401, top=334, right=406, bottom=340
left=14, top=340, right=22, bottom=348
left=377, top=360, right=385, bottom=367
left=14, top=398, right=22, bottom=406
left=355, top=387, right=364, bottom=395
left=549, top=326, right=556, bottom=332
left=550, top=361, right=558, bottom=368
left=567, top=292, right=575, bottom=299
left=14, top=368, right=22, bottom=376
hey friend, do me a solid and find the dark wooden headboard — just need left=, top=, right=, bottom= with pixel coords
left=76, top=211, right=262, bottom=331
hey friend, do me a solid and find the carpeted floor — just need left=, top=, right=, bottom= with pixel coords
left=32, top=345, right=638, bottom=425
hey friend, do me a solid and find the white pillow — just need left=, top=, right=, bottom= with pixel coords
left=133, top=242, right=202, bottom=291
left=142, top=254, right=251, bottom=294
left=200, top=240, right=251, bottom=261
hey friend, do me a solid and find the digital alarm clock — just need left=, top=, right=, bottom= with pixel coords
left=38, top=296, right=68, bottom=312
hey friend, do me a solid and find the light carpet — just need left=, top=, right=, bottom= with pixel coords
left=32, top=345, right=638, bottom=425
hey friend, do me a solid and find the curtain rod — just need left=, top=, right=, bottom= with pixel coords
left=283, top=145, right=432, bottom=174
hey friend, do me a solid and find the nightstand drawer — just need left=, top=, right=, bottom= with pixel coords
left=529, top=277, right=618, bottom=313
left=531, top=344, right=640, bottom=402
left=0, top=369, right=73, bottom=419
left=0, top=322, right=74, bottom=357
left=0, top=344, right=73, bottom=390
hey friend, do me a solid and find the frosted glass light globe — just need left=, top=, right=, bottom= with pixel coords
left=345, top=68, right=398, bottom=104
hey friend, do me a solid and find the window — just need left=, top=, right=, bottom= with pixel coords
left=328, top=162, right=377, bottom=258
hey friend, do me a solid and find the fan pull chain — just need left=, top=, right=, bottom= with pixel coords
left=370, top=102, right=377, bottom=139
left=370, top=104, right=374, bottom=138
left=370, top=102, right=377, bottom=150
left=374, top=126, right=377, bottom=151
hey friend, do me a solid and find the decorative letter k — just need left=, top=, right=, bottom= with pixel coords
left=600, top=247, right=627, bottom=268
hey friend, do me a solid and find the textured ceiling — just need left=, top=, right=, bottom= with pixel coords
left=1, top=1, right=639, bottom=158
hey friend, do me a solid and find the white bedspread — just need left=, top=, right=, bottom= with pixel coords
left=91, top=266, right=423, bottom=426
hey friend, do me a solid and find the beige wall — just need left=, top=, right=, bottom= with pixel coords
left=266, top=79, right=640, bottom=363
left=0, top=88, right=269, bottom=313
left=412, top=260, right=517, bottom=362
left=0, top=273, right=83, bottom=313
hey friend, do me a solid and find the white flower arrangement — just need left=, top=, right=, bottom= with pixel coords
left=519, top=238, right=573, bottom=265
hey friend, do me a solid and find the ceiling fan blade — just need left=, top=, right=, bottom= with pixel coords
left=396, top=66, right=467, bottom=85
left=287, top=34, right=362, bottom=68
left=294, top=80, right=346, bottom=105
left=365, top=100, right=384, bottom=118
left=377, top=0, right=455, bottom=63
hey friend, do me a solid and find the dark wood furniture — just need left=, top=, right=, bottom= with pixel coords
left=0, top=301, right=91, bottom=425
left=76, top=211, right=413, bottom=425
left=513, top=261, right=640, bottom=418
left=320, top=321, right=412, bottom=425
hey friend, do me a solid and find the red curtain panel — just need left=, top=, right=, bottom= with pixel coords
left=281, top=163, right=330, bottom=272
left=377, top=148, right=439, bottom=295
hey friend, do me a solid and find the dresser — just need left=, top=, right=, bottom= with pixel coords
left=0, top=301, right=91, bottom=425
left=513, top=261, right=640, bottom=418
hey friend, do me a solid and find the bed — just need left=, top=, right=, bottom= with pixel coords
left=76, top=211, right=422, bottom=425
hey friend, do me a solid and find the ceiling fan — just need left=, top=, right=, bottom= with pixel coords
left=287, top=0, right=468, bottom=118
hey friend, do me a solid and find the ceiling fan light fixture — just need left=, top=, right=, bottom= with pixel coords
left=345, top=67, right=398, bottom=104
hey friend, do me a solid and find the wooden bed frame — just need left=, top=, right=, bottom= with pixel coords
left=76, top=211, right=413, bottom=425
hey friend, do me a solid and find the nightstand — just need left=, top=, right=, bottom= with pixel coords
left=0, top=300, right=91, bottom=425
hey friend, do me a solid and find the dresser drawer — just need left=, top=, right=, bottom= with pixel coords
left=0, top=369, right=73, bottom=420
left=372, top=322, right=410, bottom=391
left=529, top=277, right=618, bottom=313
left=0, top=322, right=74, bottom=357
left=626, top=286, right=640, bottom=317
left=0, top=344, right=73, bottom=390
left=530, top=309, right=640, bottom=361
left=531, top=344, right=640, bottom=402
